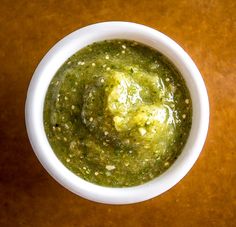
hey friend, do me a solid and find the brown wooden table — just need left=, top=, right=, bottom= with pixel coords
left=0, top=0, right=235, bottom=226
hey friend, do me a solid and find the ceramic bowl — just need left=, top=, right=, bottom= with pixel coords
left=25, top=22, right=209, bottom=204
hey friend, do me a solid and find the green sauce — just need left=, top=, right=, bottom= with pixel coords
left=44, top=40, right=192, bottom=187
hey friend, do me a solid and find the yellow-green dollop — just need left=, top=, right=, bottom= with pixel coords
left=44, top=40, right=192, bottom=187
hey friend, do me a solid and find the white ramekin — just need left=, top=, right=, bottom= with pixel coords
left=25, top=22, right=209, bottom=204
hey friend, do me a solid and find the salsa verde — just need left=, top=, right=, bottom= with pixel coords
left=44, top=40, right=192, bottom=187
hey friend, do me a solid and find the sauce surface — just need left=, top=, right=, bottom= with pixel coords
left=44, top=40, right=192, bottom=187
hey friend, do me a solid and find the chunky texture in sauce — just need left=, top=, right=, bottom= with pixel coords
left=44, top=40, right=192, bottom=187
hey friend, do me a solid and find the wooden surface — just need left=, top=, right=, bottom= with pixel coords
left=0, top=0, right=235, bottom=226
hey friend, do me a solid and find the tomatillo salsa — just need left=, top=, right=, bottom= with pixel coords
left=44, top=40, right=192, bottom=187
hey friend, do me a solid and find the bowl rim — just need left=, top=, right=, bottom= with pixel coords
left=25, top=21, right=209, bottom=204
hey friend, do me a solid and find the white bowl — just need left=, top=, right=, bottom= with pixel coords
left=25, top=21, right=209, bottom=204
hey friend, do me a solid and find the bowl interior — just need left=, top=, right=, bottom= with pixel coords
left=25, top=22, right=209, bottom=204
